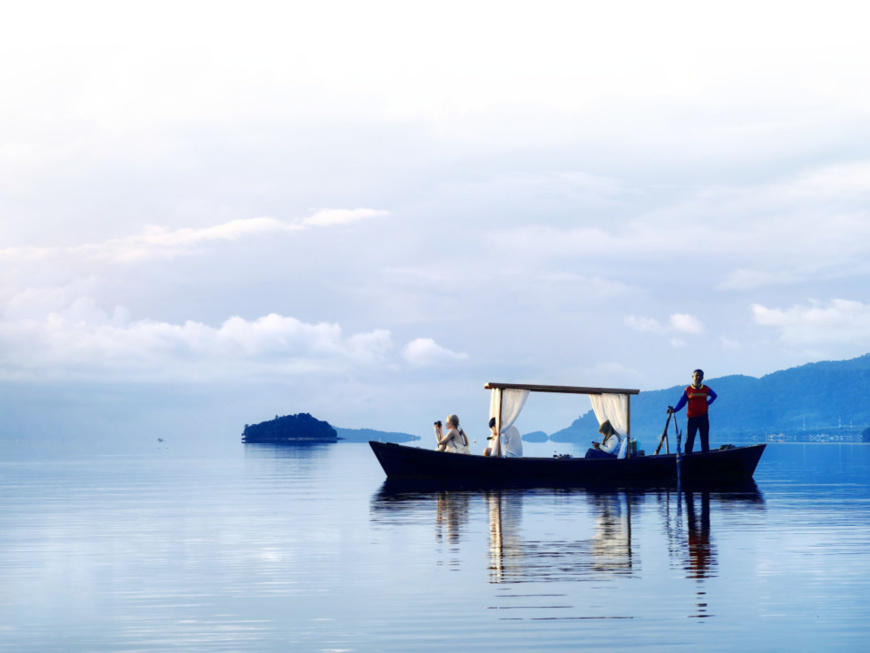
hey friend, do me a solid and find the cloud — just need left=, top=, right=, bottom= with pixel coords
left=669, top=313, right=705, bottom=335
left=402, top=338, right=469, bottom=367
left=0, top=303, right=395, bottom=382
left=82, top=218, right=296, bottom=262
left=0, top=290, right=468, bottom=382
left=483, top=160, right=870, bottom=298
left=752, top=299, right=870, bottom=346
left=95, top=209, right=388, bottom=262
left=625, top=313, right=705, bottom=336
left=0, top=209, right=389, bottom=265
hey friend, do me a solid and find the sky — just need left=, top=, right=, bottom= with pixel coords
left=2, top=0, right=870, bottom=444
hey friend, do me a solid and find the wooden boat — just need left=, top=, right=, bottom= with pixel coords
left=369, top=440, right=766, bottom=487
left=369, top=381, right=766, bottom=488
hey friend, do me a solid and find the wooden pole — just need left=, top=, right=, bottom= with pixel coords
left=654, top=413, right=672, bottom=455
left=675, top=413, right=682, bottom=486
left=495, top=389, right=503, bottom=458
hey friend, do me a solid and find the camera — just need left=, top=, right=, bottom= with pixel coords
left=434, top=420, right=442, bottom=428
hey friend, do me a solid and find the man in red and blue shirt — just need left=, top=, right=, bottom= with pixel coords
left=668, top=369, right=718, bottom=454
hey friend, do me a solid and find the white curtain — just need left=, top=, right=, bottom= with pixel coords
left=489, top=388, right=529, bottom=433
left=489, top=389, right=529, bottom=457
left=590, top=393, right=630, bottom=459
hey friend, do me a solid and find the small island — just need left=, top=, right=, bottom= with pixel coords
left=242, top=413, right=339, bottom=444
left=242, top=412, right=422, bottom=444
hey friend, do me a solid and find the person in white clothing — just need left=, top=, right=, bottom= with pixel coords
left=585, top=420, right=624, bottom=459
left=434, top=414, right=470, bottom=454
left=500, top=425, right=523, bottom=458
left=483, top=417, right=524, bottom=458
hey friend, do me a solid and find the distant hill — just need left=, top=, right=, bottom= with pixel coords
left=550, top=353, right=870, bottom=445
left=334, top=427, right=421, bottom=443
left=522, top=430, right=549, bottom=442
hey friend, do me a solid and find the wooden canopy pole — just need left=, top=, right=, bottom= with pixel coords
left=495, top=389, right=503, bottom=458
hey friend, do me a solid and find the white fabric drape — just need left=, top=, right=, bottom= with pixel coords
left=489, top=388, right=529, bottom=433
left=489, top=389, right=529, bottom=457
left=590, top=393, right=630, bottom=459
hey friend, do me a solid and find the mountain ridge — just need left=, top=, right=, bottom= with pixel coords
left=550, top=353, right=870, bottom=444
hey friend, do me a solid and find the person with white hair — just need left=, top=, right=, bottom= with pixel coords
left=434, top=414, right=470, bottom=454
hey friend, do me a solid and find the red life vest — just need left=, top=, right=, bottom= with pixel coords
left=685, top=384, right=712, bottom=418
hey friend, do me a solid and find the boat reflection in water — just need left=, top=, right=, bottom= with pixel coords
left=482, top=489, right=637, bottom=584
left=669, top=487, right=764, bottom=618
left=372, top=480, right=764, bottom=616
left=683, top=490, right=714, bottom=579
left=436, top=491, right=471, bottom=546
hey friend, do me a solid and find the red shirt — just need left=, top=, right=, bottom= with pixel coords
left=685, top=384, right=713, bottom=418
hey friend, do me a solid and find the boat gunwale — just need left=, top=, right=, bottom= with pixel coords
left=372, top=440, right=765, bottom=462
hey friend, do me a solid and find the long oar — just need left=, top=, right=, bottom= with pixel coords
left=674, top=410, right=683, bottom=487
left=654, top=412, right=672, bottom=455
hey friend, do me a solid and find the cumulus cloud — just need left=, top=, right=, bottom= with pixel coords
left=0, top=288, right=470, bottom=382
left=0, top=303, right=395, bottom=382
left=402, top=338, right=469, bottom=367
left=752, top=299, right=870, bottom=346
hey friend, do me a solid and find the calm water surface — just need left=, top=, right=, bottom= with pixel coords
left=1, top=440, right=869, bottom=652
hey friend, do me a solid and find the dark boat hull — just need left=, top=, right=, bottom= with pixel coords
left=369, top=441, right=766, bottom=488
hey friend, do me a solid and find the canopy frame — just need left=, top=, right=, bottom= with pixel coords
left=485, top=382, right=639, bottom=396
left=485, top=382, right=640, bottom=457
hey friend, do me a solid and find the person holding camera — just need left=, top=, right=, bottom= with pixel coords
left=434, top=414, right=470, bottom=454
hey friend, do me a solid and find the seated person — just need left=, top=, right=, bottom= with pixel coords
left=482, top=418, right=523, bottom=458
left=585, top=420, right=624, bottom=459
left=482, top=418, right=498, bottom=456
left=434, top=414, right=470, bottom=454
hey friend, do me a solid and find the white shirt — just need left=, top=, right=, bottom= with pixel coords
left=499, top=426, right=523, bottom=458
left=599, top=431, right=624, bottom=455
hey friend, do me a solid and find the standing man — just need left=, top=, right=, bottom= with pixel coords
left=668, top=369, right=718, bottom=454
